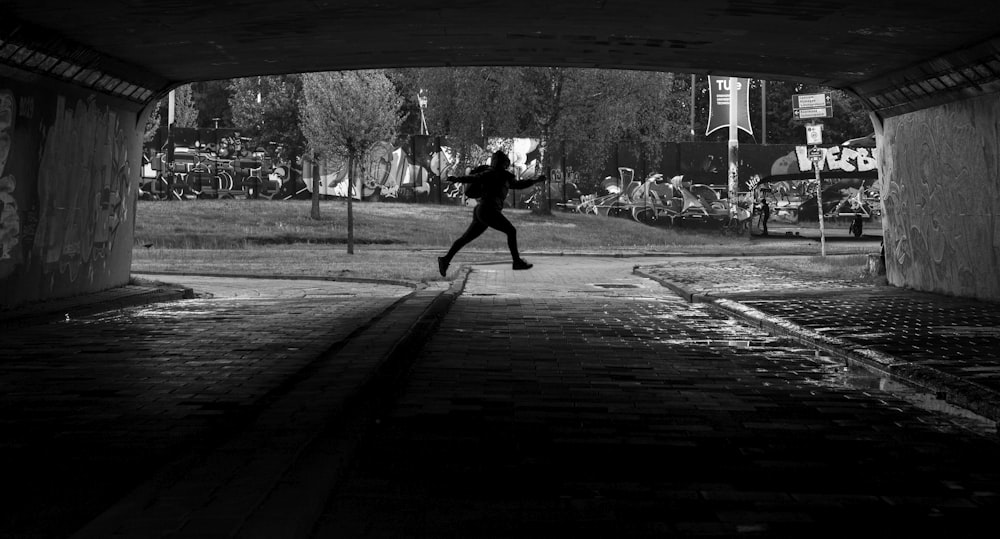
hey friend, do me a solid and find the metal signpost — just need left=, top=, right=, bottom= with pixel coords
left=728, top=77, right=739, bottom=225
left=794, top=92, right=833, bottom=256
left=706, top=76, right=752, bottom=231
left=808, top=142, right=827, bottom=256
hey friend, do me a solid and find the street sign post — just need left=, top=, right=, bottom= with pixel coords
left=798, top=107, right=829, bottom=255
left=813, top=155, right=827, bottom=257
left=793, top=92, right=832, bottom=120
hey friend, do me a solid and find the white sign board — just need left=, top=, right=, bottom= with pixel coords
left=792, top=93, right=833, bottom=120
left=806, top=124, right=823, bottom=145
left=794, top=107, right=833, bottom=119
left=793, top=93, right=831, bottom=108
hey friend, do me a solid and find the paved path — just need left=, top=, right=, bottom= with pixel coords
left=3, top=256, right=1000, bottom=538
left=314, top=257, right=1000, bottom=538
left=2, top=276, right=415, bottom=539
left=637, top=258, right=1000, bottom=421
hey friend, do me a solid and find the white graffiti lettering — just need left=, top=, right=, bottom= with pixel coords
left=795, top=145, right=878, bottom=174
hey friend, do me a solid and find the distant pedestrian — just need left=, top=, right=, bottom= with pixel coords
left=757, top=197, right=770, bottom=236
left=850, top=214, right=864, bottom=237
left=438, top=151, right=546, bottom=276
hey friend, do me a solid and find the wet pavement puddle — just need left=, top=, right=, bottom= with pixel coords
left=813, top=356, right=999, bottom=438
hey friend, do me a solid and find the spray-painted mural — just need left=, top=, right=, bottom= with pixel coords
left=35, top=96, right=132, bottom=281
left=0, top=70, right=140, bottom=309
left=302, top=140, right=453, bottom=199
left=881, top=93, right=1000, bottom=301
left=302, top=136, right=545, bottom=204
left=297, top=136, right=882, bottom=223
left=0, top=90, right=21, bottom=280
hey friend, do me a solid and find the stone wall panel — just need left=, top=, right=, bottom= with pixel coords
left=0, top=68, right=140, bottom=309
left=882, top=93, right=1000, bottom=301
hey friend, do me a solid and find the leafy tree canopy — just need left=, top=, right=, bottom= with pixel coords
left=300, top=70, right=404, bottom=161
left=230, top=75, right=307, bottom=162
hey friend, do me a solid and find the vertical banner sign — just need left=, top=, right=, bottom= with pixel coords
left=706, top=76, right=752, bottom=136
left=727, top=77, right=739, bottom=220
left=168, top=90, right=175, bottom=125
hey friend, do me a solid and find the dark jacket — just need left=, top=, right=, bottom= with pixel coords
left=453, top=168, right=540, bottom=211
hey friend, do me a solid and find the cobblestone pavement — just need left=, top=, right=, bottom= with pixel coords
left=637, top=258, right=1000, bottom=422
left=1, top=276, right=414, bottom=539
left=6, top=255, right=1000, bottom=538
left=314, top=257, right=1000, bottom=538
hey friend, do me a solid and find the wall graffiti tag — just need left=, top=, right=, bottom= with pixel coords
left=0, top=90, right=20, bottom=279
left=794, top=145, right=878, bottom=174
left=33, top=95, right=131, bottom=283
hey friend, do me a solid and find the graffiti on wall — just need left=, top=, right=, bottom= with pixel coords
left=793, top=145, right=878, bottom=174
left=303, top=141, right=451, bottom=199
left=33, top=95, right=131, bottom=283
left=302, top=137, right=547, bottom=202
left=0, top=90, right=19, bottom=279
left=882, top=94, right=1000, bottom=301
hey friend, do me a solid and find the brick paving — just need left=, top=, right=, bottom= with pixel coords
left=0, top=276, right=413, bottom=539
left=314, top=257, right=1000, bottom=538
left=4, top=255, right=1000, bottom=538
left=638, top=258, right=1000, bottom=422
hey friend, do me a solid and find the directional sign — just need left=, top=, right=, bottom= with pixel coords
left=794, top=106, right=834, bottom=119
left=793, top=93, right=831, bottom=109
left=793, top=92, right=833, bottom=119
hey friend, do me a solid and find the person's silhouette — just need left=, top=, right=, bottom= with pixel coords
left=758, top=197, right=770, bottom=236
left=438, top=151, right=546, bottom=276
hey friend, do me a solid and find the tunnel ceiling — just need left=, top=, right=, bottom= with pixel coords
left=2, top=0, right=999, bottom=116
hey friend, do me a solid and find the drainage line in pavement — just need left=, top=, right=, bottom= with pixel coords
left=237, top=267, right=473, bottom=539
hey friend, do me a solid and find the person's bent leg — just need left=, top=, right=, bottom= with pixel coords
left=439, top=216, right=488, bottom=276
left=481, top=209, right=531, bottom=269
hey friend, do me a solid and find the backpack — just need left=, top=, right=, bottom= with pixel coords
left=464, top=182, right=483, bottom=199
left=463, top=165, right=491, bottom=199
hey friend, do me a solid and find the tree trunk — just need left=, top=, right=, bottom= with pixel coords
left=532, top=131, right=552, bottom=215
left=310, top=155, right=320, bottom=220
left=347, top=154, right=355, bottom=255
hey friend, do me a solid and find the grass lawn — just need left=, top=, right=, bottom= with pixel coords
left=132, top=199, right=882, bottom=284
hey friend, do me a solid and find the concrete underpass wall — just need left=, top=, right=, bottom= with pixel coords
left=0, top=67, right=140, bottom=309
left=881, top=93, right=1000, bottom=301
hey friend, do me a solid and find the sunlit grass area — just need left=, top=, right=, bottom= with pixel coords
left=135, top=199, right=727, bottom=250
left=132, top=199, right=881, bottom=283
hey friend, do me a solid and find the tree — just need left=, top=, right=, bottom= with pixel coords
left=229, top=75, right=306, bottom=164
left=522, top=68, right=690, bottom=183
left=141, top=84, right=199, bottom=148
left=192, top=80, right=234, bottom=128
left=142, top=102, right=161, bottom=144
left=300, top=70, right=403, bottom=251
left=397, top=67, right=523, bottom=165
left=395, top=67, right=692, bottom=194
left=171, top=83, right=199, bottom=128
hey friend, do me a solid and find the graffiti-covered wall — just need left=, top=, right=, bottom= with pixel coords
left=881, top=93, right=1000, bottom=301
left=0, top=67, right=140, bottom=309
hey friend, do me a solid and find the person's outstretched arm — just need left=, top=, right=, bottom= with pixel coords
left=447, top=167, right=491, bottom=185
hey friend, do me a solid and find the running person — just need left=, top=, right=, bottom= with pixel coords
left=438, top=151, right=546, bottom=276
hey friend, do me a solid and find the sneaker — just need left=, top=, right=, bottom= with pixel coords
left=437, top=257, right=449, bottom=277
left=512, top=259, right=533, bottom=270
